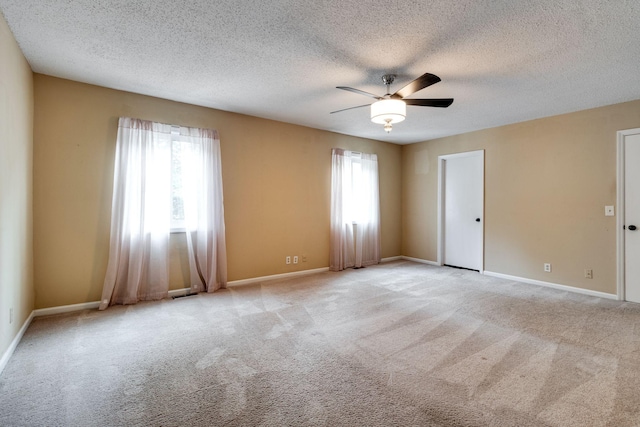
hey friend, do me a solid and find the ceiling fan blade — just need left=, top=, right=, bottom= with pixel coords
left=403, top=98, right=454, bottom=108
left=337, top=86, right=383, bottom=100
left=393, top=73, right=441, bottom=99
left=330, top=104, right=371, bottom=114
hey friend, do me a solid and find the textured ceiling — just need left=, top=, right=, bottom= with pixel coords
left=1, top=1, right=640, bottom=144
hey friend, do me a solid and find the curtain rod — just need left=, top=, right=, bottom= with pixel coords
left=332, top=148, right=363, bottom=155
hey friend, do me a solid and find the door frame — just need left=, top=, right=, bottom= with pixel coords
left=616, top=128, right=640, bottom=301
left=437, top=150, right=485, bottom=272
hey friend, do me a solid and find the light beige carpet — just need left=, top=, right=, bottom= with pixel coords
left=2, top=260, right=640, bottom=426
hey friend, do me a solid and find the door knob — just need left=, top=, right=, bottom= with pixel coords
left=630, top=225, right=637, bottom=231
left=475, top=218, right=481, bottom=222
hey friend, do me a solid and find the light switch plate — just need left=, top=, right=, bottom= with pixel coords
left=605, top=205, right=614, bottom=216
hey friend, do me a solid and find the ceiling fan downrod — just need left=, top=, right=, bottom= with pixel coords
left=381, top=74, right=396, bottom=96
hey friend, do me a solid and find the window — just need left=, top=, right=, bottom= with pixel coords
left=343, top=156, right=364, bottom=224
left=169, top=130, right=211, bottom=232
left=100, top=117, right=227, bottom=309
left=171, top=137, right=187, bottom=231
left=329, top=148, right=381, bottom=271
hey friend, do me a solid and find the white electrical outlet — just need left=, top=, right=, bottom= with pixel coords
left=605, top=206, right=615, bottom=216
left=544, top=263, right=551, bottom=272
left=585, top=269, right=593, bottom=279
left=286, top=256, right=291, bottom=265
left=293, top=256, right=298, bottom=264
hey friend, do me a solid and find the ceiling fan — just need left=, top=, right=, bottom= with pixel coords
left=331, top=73, right=454, bottom=133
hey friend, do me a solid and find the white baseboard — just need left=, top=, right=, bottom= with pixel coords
left=401, top=256, right=440, bottom=266
left=228, top=267, right=330, bottom=287
left=33, top=301, right=101, bottom=317
left=483, top=271, right=618, bottom=300
left=31, top=289, right=193, bottom=317
left=381, top=256, right=402, bottom=262
left=0, top=311, right=34, bottom=376
left=28, top=267, right=331, bottom=318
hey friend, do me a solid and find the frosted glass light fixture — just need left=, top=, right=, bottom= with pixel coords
left=371, top=99, right=406, bottom=133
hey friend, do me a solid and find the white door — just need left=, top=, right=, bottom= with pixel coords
left=440, top=151, right=484, bottom=271
left=623, top=131, right=640, bottom=302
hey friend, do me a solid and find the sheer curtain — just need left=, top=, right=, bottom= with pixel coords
left=100, top=118, right=227, bottom=310
left=178, top=126, right=227, bottom=294
left=330, top=148, right=381, bottom=271
left=100, top=118, right=172, bottom=309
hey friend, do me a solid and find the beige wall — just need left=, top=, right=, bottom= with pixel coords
left=403, top=100, right=640, bottom=294
left=33, top=75, right=402, bottom=309
left=28, top=60, right=640, bottom=308
left=0, top=15, right=34, bottom=359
